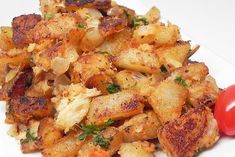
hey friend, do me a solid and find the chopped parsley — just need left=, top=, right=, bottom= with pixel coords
left=174, top=76, right=187, bottom=87
left=98, top=51, right=111, bottom=56
left=78, top=119, right=114, bottom=149
left=123, top=10, right=130, bottom=18
left=106, top=83, right=121, bottom=94
left=44, top=13, right=53, bottom=20
left=77, top=24, right=86, bottom=29
left=160, top=65, right=168, bottom=73
left=132, top=17, right=149, bottom=27
left=21, top=128, right=37, bottom=144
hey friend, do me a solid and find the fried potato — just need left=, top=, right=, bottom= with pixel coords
left=40, top=0, right=66, bottom=16
left=145, top=7, right=160, bottom=24
left=42, top=133, right=85, bottom=157
left=188, top=76, right=220, bottom=107
left=113, top=48, right=160, bottom=74
left=0, top=27, right=14, bottom=50
left=119, top=141, right=155, bottom=157
left=38, top=118, right=64, bottom=149
left=0, top=51, right=30, bottom=67
left=156, top=41, right=191, bottom=69
left=87, top=90, right=144, bottom=125
left=158, top=106, right=219, bottom=157
left=149, top=80, right=188, bottom=124
left=119, top=111, right=161, bottom=142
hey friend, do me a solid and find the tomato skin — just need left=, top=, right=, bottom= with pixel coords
left=215, top=84, right=235, bottom=136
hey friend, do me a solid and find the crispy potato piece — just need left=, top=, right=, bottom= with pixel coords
left=149, top=80, right=188, bottom=124
left=99, top=17, right=128, bottom=37
left=0, top=51, right=30, bottom=66
left=12, top=14, right=41, bottom=47
left=42, top=133, right=85, bottom=157
left=188, top=76, right=219, bottom=107
left=114, top=70, right=153, bottom=96
left=38, top=118, right=64, bottom=149
left=40, top=0, right=66, bottom=15
left=9, top=97, right=54, bottom=124
left=71, top=54, right=114, bottom=83
left=158, top=106, right=219, bottom=157
left=145, top=7, right=160, bottom=23
left=119, top=111, right=161, bottom=142
left=87, top=90, right=144, bottom=125
left=167, top=63, right=209, bottom=86
left=113, top=48, right=160, bottom=74
left=0, top=27, right=14, bottom=50
left=21, top=141, right=39, bottom=154
left=119, top=141, right=155, bottom=157
left=156, top=41, right=191, bottom=69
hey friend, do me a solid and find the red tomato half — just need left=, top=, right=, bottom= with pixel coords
left=215, top=84, right=235, bottom=136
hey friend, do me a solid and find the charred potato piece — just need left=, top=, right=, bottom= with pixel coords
left=87, top=90, right=144, bottom=125
left=113, top=48, right=160, bottom=74
left=38, top=118, right=64, bottom=149
left=0, top=27, right=14, bottom=50
left=149, top=80, right=188, bottom=124
left=12, top=14, right=41, bottom=47
left=188, top=76, right=219, bottom=107
left=119, top=111, right=161, bottom=142
left=42, top=133, right=85, bottom=157
left=9, top=97, right=54, bottom=124
left=158, top=106, right=219, bottom=157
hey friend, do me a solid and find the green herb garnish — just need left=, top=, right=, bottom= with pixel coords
left=132, top=17, right=149, bottom=27
left=174, top=76, right=187, bottom=87
left=44, top=13, right=53, bottom=20
left=21, top=128, right=37, bottom=144
left=92, top=134, right=110, bottom=149
left=106, top=84, right=121, bottom=94
left=160, top=65, right=168, bottom=73
left=77, top=24, right=86, bottom=29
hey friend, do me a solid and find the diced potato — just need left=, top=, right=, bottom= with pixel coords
left=42, top=133, right=85, bottom=157
left=188, top=76, right=219, bottom=107
left=87, top=90, right=144, bottom=125
left=39, top=0, right=65, bottom=16
left=156, top=41, right=191, bottom=69
left=119, top=141, right=155, bottom=157
left=0, top=27, right=14, bottom=50
left=38, top=118, right=64, bottom=149
left=119, top=111, right=161, bottom=142
left=0, top=52, right=30, bottom=66
left=149, top=80, right=188, bottom=124
left=167, top=63, right=209, bottom=86
left=21, top=140, right=39, bottom=154
left=145, top=7, right=160, bottom=23
left=113, top=48, right=160, bottom=74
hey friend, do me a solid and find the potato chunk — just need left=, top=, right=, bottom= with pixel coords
left=158, top=106, right=219, bottom=157
left=149, top=80, right=188, bottom=124
left=0, top=27, right=14, bottom=50
left=113, top=48, right=160, bottom=74
left=87, top=90, right=144, bottom=125
left=119, top=111, right=161, bottom=142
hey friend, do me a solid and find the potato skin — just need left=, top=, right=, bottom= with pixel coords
left=87, top=90, right=145, bottom=125
left=119, top=111, right=161, bottom=142
left=38, top=118, right=64, bottom=149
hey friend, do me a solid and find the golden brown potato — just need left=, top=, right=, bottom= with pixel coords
left=42, top=133, right=85, bottom=157
left=145, top=7, right=160, bottom=23
left=71, top=53, right=114, bottom=83
left=113, top=48, right=160, bottom=74
left=0, top=52, right=30, bottom=66
left=119, top=141, right=155, bottom=157
left=87, top=90, right=145, bottom=125
left=149, top=80, right=188, bottom=124
left=158, top=106, right=219, bottom=157
left=156, top=41, right=191, bottom=70
left=188, top=76, right=219, bottom=107
left=119, top=111, right=161, bottom=142
left=38, top=118, right=64, bottom=149
left=0, top=27, right=14, bottom=50
left=39, top=0, right=66, bottom=16
left=167, top=63, right=209, bottom=86
left=21, top=140, right=39, bottom=154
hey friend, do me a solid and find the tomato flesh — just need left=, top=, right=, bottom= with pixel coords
left=215, top=84, right=235, bottom=136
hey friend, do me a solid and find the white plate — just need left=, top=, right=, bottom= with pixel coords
left=0, top=0, right=235, bottom=157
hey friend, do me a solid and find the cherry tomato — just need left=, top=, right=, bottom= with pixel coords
left=215, top=84, right=235, bottom=136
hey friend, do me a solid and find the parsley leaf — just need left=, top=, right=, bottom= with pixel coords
left=92, top=134, right=110, bottom=149
left=106, top=84, right=121, bottom=94
left=160, top=65, right=168, bottom=73
left=44, top=13, right=53, bottom=20
left=22, top=128, right=37, bottom=144
left=174, top=76, right=187, bottom=87
left=132, top=17, right=149, bottom=27
left=77, top=24, right=86, bottom=29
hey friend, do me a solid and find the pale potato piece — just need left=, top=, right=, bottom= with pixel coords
left=156, top=41, right=191, bottom=69
left=119, top=142, right=155, bottom=157
left=119, top=111, right=161, bottom=142
left=149, top=80, right=188, bottom=124
left=86, top=90, right=144, bottom=125
left=145, top=7, right=160, bottom=23
left=113, top=48, right=160, bottom=74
